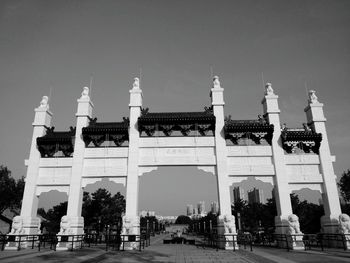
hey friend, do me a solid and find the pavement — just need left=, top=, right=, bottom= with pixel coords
left=0, top=234, right=350, bottom=263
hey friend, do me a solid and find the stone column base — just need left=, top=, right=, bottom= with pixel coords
left=217, top=215, right=239, bottom=250
left=56, top=216, right=84, bottom=250
left=287, top=234, right=304, bottom=250
left=5, top=216, right=41, bottom=250
left=121, top=215, right=140, bottom=250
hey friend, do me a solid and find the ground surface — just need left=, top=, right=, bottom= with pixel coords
left=1, top=234, right=350, bottom=263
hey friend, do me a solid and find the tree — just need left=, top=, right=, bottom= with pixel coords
left=175, top=215, right=192, bottom=225
left=82, top=189, right=125, bottom=231
left=338, top=170, right=350, bottom=203
left=0, top=166, right=25, bottom=214
left=38, top=189, right=126, bottom=233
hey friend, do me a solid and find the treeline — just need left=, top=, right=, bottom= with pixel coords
left=38, top=189, right=125, bottom=233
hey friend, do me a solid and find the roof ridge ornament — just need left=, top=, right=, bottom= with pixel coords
left=213, top=76, right=221, bottom=89
left=308, top=90, right=318, bottom=104
left=133, top=77, right=140, bottom=90
left=39, top=96, right=49, bottom=109
left=81, top=87, right=90, bottom=99
left=265, top=83, right=274, bottom=96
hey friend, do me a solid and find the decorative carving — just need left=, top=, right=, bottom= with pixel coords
left=303, top=123, right=311, bottom=132
left=281, top=127, right=322, bottom=154
left=9, top=216, right=24, bottom=235
left=197, top=124, right=212, bottom=136
left=141, top=107, right=149, bottom=116
left=287, top=214, right=302, bottom=234
left=160, top=124, right=174, bottom=136
left=223, top=214, right=236, bottom=234
left=90, top=134, right=105, bottom=147
left=122, top=215, right=139, bottom=235
left=204, top=105, right=213, bottom=113
left=308, top=90, right=318, bottom=104
left=111, top=134, right=127, bottom=146
left=132, top=77, right=140, bottom=90
left=58, top=216, right=72, bottom=235
left=179, top=124, right=192, bottom=136
left=213, top=76, right=221, bottom=89
left=265, top=83, right=274, bottom=96
left=81, top=87, right=89, bottom=99
left=338, top=214, right=350, bottom=235
left=39, top=96, right=49, bottom=108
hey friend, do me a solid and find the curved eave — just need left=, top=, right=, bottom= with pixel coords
left=281, top=131, right=322, bottom=142
left=225, top=123, right=274, bottom=133
left=82, top=127, right=129, bottom=135
left=138, top=117, right=215, bottom=125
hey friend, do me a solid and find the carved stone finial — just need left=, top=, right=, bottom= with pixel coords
left=81, top=87, right=89, bottom=99
left=39, top=96, right=49, bottom=109
left=308, top=90, right=318, bottom=104
left=213, top=76, right=221, bottom=89
left=133, top=77, right=140, bottom=90
left=265, top=83, right=274, bottom=95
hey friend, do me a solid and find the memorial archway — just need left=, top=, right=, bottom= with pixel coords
left=13, top=76, right=345, bottom=250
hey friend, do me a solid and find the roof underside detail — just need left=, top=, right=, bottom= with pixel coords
left=224, top=118, right=274, bottom=145
left=138, top=107, right=215, bottom=137
left=37, top=127, right=76, bottom=157
left=82, top=117, right=129, bottom=147
left=281, top=128, right=322, bottom=154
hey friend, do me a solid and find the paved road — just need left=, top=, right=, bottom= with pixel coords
left=0, top=234, right=349, bottom=263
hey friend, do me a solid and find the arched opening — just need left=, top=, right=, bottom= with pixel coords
left=291, top=188, right=324, bottom=234
left=37, top=190, right=68, bottom=234
left=83, top=178, right=126, bottom=236
left=139, top=166, right=218, bottom=234
left=230, top=177, right=275, bottom=234
left=139, top=166, right=218, bottom=216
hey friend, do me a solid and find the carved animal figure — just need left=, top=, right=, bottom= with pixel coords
left=59, top=216, right=70, bottom=234
left=9, top=216, right=24, bottom=235
left=81, top=87, right=89, bottom=98
left=339, top=214, right=350, bottom=234
left=308, top=90, right=318, bottom=103
left=223, top=214, right=236, bottom=234
left=40, top=96, right=49, bottom=108
left=287, top=214, right=301, bottom=234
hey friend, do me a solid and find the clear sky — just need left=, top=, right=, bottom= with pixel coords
left=0, top=0, right=349, bottom=216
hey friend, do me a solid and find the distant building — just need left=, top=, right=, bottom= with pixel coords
left=248, top=188, right=264, bottom=204
left=233, top=187, right=245, bottom=202
left=210, top=201, right=219, bottom=214
left=197, top=201, right=206, bottom=215
left=139, top=210, right=155, bottom=217
left=186, top=204, right=193, bottom=216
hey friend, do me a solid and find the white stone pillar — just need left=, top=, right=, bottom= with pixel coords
left=63, top=87, right=93, bottom=236
left=261, top=84, right=294, bottom=235
left=304, top=90, right=342, bottom=233
left=123, top=78, right=142, bottom=244
left=211, top=76, right=237, bottom=249
left=17, top=96, right=52, bottom=236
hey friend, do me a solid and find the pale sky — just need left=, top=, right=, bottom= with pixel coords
left=0, top=0, right=349, bottom=216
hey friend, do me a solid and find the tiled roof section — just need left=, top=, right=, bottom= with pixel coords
left=36, top=127, right=75, bottom=157
left=82, top=118, right=129, bottom=134
left=37, top=127, right=75, bottom=144
left=138, top=111, right=215, bottom=125
left=281, top=129, right=322, bottom=142
left=225, top=120, right=274, bottom=133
